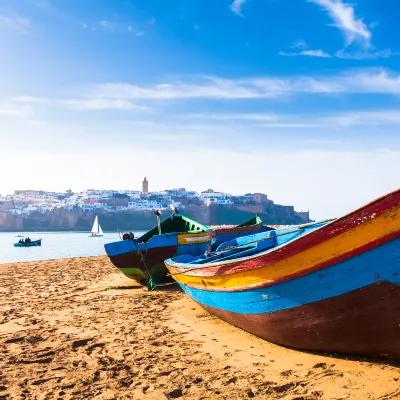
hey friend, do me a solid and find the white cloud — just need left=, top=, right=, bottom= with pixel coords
left=347, top=70, right=400, bottom=93
left=8, top=69, right=400, bottom=115
left=302, top=50, right=331, bottom=58
left=181, top=108, right=400, bottom=130
left=93, top=20, right=141, bottom=34
left=91, top=69, right=400, bottom=100
left=256, top=123, right=323, bottom=128
left=6, top=95, right=150, bottom=112
left=92, top=75, right=341, bottom=100
left=280, top=49, right=331, bottom=58
left=291, top=39, right=308, bottom=49
left=97, top=20, right=114, bottom=31
left=335, top=49, right=393, bottom=59
left=0, top=15, right=31, bottom=33
left=184, top=113, right=278, bottom=121
left=308, top=0, right=371, bottom=47
left=281, top=48, right=393, bottom=59
left=0, top=102, right=34, bottom=117
left=230, top=0, right=248, bottom=16
left=11, top=96, right=52, bottom=105
left=63, top=98, right=150, bottom=111
left=324, top=109, right=400, bottom=126
left=32, top=0, right=56, bottom=12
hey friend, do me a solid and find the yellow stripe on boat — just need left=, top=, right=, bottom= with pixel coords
left=177, top=233, right=213, bottom=245
left=170, top=205, right=400, bottom=290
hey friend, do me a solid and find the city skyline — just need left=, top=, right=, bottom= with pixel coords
left=0, top=184, right=310, bottom=230
left=1, top=0, right=399, bottom=220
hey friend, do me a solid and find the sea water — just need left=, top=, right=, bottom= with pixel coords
left=0, top=231, right=145, bottom=264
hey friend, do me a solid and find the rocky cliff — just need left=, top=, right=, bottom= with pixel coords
left=0, top=203, right=310, bottom=232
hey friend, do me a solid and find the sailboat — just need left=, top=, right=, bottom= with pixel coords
left=90, top=216, right=104, bottom=237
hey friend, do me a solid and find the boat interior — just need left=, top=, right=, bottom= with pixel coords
left=138, top=214, right=210, bottom=244
left=235, top=215, right=262, bottom=228
left=171, top=221, right=329, bottom=266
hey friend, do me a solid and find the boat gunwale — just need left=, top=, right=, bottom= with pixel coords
left=166, top=221, right=326, bottom=271
left=165, top=188, right=400, bottom=279
left=213, top=222, right=263, bottom=235
left=137, top=213, right=211, bottom=244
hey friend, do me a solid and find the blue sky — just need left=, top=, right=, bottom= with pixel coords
left=0, top=0, right=399, bottom=220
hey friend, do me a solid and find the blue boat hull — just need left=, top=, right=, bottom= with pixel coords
left=176, top=237, right=400, bottom=361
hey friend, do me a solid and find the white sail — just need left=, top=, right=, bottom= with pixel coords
left=90, top=216, right=104, bottom=236
left=91, top=216, right=99, bottom=234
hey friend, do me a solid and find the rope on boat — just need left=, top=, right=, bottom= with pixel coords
left=165, top=218, right=336, bottom=277
left=154, top=281, right=178, bottom=288
left=139, top=252, right=157, bottom=291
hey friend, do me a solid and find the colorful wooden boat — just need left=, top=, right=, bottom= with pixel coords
left=104, top=213, right=213, bottom=290
left=14, top=239, right=42, bottom=247
left=211, top=215, right=271, bottom=251
left=165, top=189, right=400, bottom=361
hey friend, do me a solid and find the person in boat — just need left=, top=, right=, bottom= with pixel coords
left=18, top=239, right=23, bottom=244
left=171, top=208, right=182, bottom=223
left=25, top=237, right=31, bottom=244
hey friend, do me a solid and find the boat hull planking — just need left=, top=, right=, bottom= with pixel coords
left=166, top=189, right=400, bottom=361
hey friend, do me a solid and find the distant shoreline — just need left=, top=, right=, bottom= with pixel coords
left=0, top=224, right=292, bottom=233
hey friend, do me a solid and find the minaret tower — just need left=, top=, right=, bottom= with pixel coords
left=142, top=177, right=148, bottom=193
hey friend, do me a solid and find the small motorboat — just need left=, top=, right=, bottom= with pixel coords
left=14, top=239, right=42, bottom=247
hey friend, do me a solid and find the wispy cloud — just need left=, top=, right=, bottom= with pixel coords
left=0, top=102, right=34, bottom=117
left=308, top=0, right=371, bottom=47
left=12, top=96, right=52, bottom=105
left=97, top=20, right=114, bottom=31
left=291, top=39, right=308, bottom=50
left=281, top=39, right=331, bottom=58
left=0, top=15, right=31, bottom=33
left=335, top=49, right=393, bottom=59
left=280, top=49, right=331, bottom=58
left=256, top=123, right=324, bottom=128
left=32, top=0, right=56, bottom=12
left=184, top=113, right=278, bottom=121
left=8, top=95, right=151, bottom=112
left=184, top=109, right=400, bottom=129
left=324, top=110, right=400, bottom=126
left=90, top=20, right=144, bottom=35
left=8, top=69, right=400, bottom=115
left=230, top=0, right=248, bottom=16
left=90, top=69, right=400, bottom=100
left=63, top=98, right=150, bottom=111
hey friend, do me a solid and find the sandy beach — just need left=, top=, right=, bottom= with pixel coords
left=1, top=256, right=399, bottom=399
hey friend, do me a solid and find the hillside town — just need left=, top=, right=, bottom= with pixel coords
left=0, top=178, right=233, bottom=216
left=0, top=178, right=310, bottom=231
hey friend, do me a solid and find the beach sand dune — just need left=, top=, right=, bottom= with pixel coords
left=1, top=256, right=399, bottom=399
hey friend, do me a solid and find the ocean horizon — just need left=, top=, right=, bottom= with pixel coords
left=0, top=230, right=146, bottom=264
